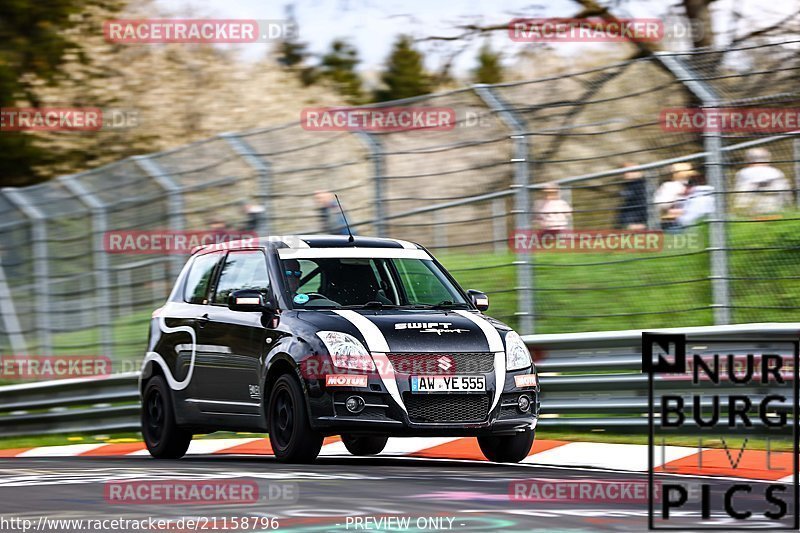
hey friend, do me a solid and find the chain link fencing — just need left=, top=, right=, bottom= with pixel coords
left=0, top=40, right=798, bottom=372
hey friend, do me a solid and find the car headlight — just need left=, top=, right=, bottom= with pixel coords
left=505, top=330, right=532, bottom=371
left=316, top=331, right=375, bottom=371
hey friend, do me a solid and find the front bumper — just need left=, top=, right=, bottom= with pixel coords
left=306, top=367, right=539, bottom=437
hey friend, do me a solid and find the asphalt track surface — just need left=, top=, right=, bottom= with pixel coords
left=0, top=454, right=793, bottom=532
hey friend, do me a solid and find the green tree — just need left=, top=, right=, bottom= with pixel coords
left=472, top=42, right=503, bottom=84
left=12, top=0, right=344, bottom=183
left=0, top=0, right=113, bottom=187
left=276, top=4, right=307, bottom=68
left=374, top=35, right=432, bottom=102
left=319, top=39, right=363, bottom=103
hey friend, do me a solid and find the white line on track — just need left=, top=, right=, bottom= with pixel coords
left=17, top=444, right=107, bottom=457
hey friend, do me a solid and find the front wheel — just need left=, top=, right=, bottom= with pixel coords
left=142, top=375, right=192, bottom=459
left=477, top=430, right=535, bottom=463
left=341, top=435, right=388, bottom=456
left=267, top=375, right=324, bottom=463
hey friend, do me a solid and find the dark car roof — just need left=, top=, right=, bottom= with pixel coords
left=191, top=235, right=423, bottom=255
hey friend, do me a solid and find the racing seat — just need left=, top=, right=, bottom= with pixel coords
left=325, top=264, right=387, bottom=305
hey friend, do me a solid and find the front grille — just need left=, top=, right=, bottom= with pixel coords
left=387, top=352, right=493, bottom=374
left=404, top=393, right=490, bottom=423
left=500, top=405, right=520, bottom=419
left=334, top=403, right=396, bottom=421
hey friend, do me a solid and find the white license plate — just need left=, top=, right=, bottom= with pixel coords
left=410, top=375, right=486, bottom=392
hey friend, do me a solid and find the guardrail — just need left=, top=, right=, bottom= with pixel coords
left=0, top=323, right=796, bottom=438
left=0, top=372, right=140, bottom=437
left=529, top=322, right=798, bottom=432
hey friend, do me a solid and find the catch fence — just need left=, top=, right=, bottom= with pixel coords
left=0, top=40, right=798, bottom=364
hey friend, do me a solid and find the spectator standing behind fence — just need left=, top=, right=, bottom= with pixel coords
left=241, top=204, right=265, bottom=232
left=733, top=147, right=792, bottom=216
left=314, top=190, right=354, bottom=235
left=654, top=162, right=693, bottom=230
left=675, top=173, right=715, bottom=228
left=208, top=217, right=228, bottom=238
left=616, top=161, right=648, bottom=230
left=534, top=183, right=572, bottom=230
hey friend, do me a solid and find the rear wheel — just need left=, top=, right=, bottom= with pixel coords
left=478, top=430, right=535, bottom=463
left=142, top=375, right=192, bottom=459
left=341, top=435, right=388, bottom=456
left=268, top=375, right=323, bottom=463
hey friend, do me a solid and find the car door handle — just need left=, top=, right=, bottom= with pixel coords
left=197, top=313, right=210, bottom=328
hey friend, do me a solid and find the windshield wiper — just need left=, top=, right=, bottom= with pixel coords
left=432, top=300, right=470, bottom=309
left=404, top=300, right=470, bottom=310
left=341, top=301, right=399, bottom=309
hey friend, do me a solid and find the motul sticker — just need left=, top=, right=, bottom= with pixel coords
left=514, top=374, right=537, bottom=388
left=325, top=374, right=368, bottom=387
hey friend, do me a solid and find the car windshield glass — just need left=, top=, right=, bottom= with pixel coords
left=280, top=256, right=469, bottom=309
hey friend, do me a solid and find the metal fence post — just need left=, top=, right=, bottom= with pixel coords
left=119, top=269, right=132, bottom=317
left=355, top=132, right=386, bottom=237
left=432, top=210, right=447, bottom=249
left=793, top=137, right=800, bottom=208
left=134, top=155, right=185, bottom=278
left=0, top=260, right=26, bottom=354
left=705, top=130, right=732, bottom=324
left=492, top=198, right=507, bottom=253
left=221, top=133, right=272, bottom=234
left=61, top=175, right=115, bottom=358
left=658, top=54, right=731, bottom=325
left=2, top=189, right=52, bottom=355
left=474, top=84, right=534, bottom=334
left=645, top=171, right=659, bottom=230
left=151, top=264, right=163, bottom=305
left=560, top=187, right=573, bottom=228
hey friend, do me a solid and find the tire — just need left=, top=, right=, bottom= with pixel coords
left=267, top=374, right=324, bottom=463
left=477, top=430, right=535, bottom=463
left=142, top=375, right=192, bottom=459
left=341, top=435, right=388, bottom=456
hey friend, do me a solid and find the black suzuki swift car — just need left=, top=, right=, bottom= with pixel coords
left=139, top=235, right=539, bottom=463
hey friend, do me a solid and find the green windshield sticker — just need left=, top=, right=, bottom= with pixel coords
left=293, top=293, right=310, bottom=304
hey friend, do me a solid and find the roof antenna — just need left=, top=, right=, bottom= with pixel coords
left=334, top=194, right=355, bottom=243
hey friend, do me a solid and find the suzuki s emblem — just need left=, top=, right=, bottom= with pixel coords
left=437, top=356, right=453, bottom=371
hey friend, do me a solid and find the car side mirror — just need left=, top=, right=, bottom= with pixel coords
left=467, top=289, right=489, bottom=311
left=228, top=289, right=275, bottom=313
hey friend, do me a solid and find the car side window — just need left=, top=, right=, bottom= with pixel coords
left=183, top=252, right=222, bottom=304
left=297, top=259, right=321, bottom=292
left=212, top=251, right=270, bottom=305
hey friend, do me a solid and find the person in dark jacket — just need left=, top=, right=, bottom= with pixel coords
left=241, top=203, right=265, bottom=232
left=314, top=190, right=354, bottom=235
left=616, top=161, right=648, bottom=229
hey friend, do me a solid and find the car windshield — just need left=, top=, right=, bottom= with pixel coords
left=280, top=256, right=470, bottom=309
